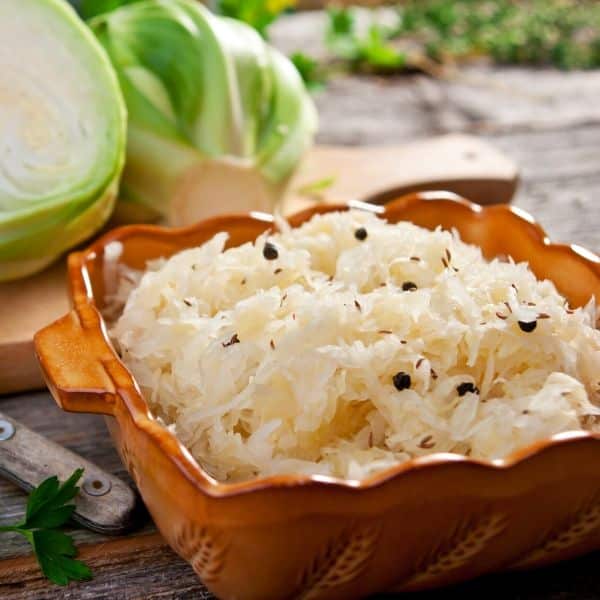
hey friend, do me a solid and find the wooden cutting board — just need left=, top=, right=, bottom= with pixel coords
left=0, top=134, right=517, bottom=394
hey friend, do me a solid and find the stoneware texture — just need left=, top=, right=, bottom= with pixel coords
left=35, top=192, right=600, bottom=600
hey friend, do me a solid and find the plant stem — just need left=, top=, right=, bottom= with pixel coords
left=0, top=525, right=24, bottom=533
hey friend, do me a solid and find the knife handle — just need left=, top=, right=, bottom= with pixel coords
left=0, top=412, right=140, bottom=535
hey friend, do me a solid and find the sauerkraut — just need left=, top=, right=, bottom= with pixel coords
left=109, top=210, right=600, bottom=481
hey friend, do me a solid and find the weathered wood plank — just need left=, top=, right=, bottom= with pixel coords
left=1, top=10, right=600, bottom=597
left=0, top=533, right=212, bottom=600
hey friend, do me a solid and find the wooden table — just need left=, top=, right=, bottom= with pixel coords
left=2, top=12, right=600, bottom=599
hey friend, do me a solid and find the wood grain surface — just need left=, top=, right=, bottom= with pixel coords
left=0, top=263, right=68, bottom=393
left=1, top=10, right=599, bottom=599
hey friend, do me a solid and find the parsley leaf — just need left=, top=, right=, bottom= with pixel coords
left=0, top=469, right=92, bottom=586
left=33, top=530, right=92, bottom=586
left=23, top=468, right=82, bottom=529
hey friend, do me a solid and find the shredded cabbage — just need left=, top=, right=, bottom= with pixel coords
left=109, top=211, right=600, bottom=481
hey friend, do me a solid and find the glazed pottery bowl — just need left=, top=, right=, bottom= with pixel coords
left=35, top=192, right=600, bottom=600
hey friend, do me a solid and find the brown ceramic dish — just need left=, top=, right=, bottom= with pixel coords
left=35, top=192, right=600, bottom=600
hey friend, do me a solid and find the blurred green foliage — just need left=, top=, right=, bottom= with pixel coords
left=397, top=0, right=600, bottom=70
left=291, top=0, right=600, bottom=88
left=65, top=0, right=600, bottom=91
left=216, top=0, right=295, bottom=38
left=290, top=52, right=328, bottom=91
left=326, top=6, right=405, bottom=71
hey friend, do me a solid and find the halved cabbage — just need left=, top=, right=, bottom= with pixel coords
left=0, top=0, right=126, bottom=282
left=91, top=0, right=317, bottom=225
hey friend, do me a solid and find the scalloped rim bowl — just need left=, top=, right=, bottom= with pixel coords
left=35, top=192, right=600, bottom=599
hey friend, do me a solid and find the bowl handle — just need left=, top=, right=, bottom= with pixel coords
left=34, top=309, right=119, bottom=416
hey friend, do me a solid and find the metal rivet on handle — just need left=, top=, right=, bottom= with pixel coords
left=83, top=476, right=112, bottom=497
left=0, top=419, right=15, bottom=441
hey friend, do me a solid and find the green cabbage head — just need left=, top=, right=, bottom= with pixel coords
left=91, top=0, right=318, bottom=226
left=0, top=0, right=126, bottom=282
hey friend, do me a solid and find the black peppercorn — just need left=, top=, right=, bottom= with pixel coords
left=457, top=382, right=479, bottom=396
left=518, top=320, right=537, bottom=332
left=402, top=281, right=418, bottom=292
left=393, top=371, right=411, bottom=391
left=263, top=242, right=279, bottom=260
left=354, top=227, right=367, bottom=241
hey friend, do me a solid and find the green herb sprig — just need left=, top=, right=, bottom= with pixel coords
left=0, top=469, right=92, bottom=586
